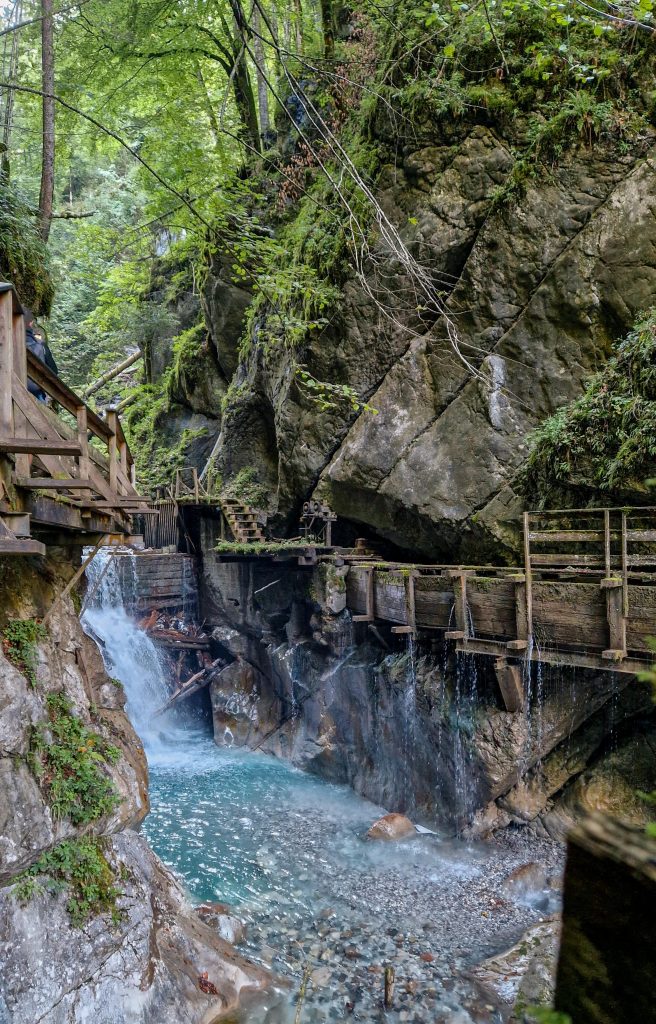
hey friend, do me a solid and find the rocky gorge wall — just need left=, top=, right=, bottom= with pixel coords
left=194, top=122, right=656, bottom=562
left=0, top=551, right=268, bottom=1023
left=198, top=528, right=656, bottom=838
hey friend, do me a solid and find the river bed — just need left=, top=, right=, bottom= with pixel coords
left=142, top=731, right=561, bottom=1024
left=83, top=562, right=562, bottom=1024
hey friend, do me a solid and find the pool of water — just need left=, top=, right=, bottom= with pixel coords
left=142, top=730, right=558, bottom=1024
left=83, top=554, right=560, bottom=1024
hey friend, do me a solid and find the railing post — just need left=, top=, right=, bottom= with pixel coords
left=0, top=290, right=14, bottom=438
left=76, top=405, right=90, bottom=490
left=523, top=511, right=533, bottom=640
left=106, top=409, right=118, bottom=495
left=11, top=308, right=30, bottom=478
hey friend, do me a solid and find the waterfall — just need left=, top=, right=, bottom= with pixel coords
left=81, top=546, right=181, bottom=757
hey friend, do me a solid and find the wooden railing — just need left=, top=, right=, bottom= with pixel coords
left=0, top=282, right=149, bottom=550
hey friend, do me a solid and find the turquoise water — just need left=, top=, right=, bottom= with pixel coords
left=83, top=549, right=557, bottom=1024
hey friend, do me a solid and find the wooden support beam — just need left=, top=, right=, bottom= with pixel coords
left=523, top=510, right=533, bottom=639
left=0, top=537, right=46, bottom=555
left=353, top=567, right=375, bottom=622
left=0, top=437, right=82, bottom=455
left=391, top=625, right=414, bottom=635
left=451, top=571, right=470, bottom=638
left=494, top=658, right=525, bottom=713
left=404, top=571, right=418, bottom=633
left=601, top=576, right=626, bottom=660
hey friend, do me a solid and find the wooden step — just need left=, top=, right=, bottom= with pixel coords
left=0, top=437, right=83, bottom=455
left=16, top=477, right=94, bottom=490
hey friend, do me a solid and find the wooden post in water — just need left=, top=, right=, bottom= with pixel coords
left=384, top=966, right=395, bottom=1009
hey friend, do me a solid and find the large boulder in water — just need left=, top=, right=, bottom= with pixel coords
left=366, top=813, right=416, bottom=841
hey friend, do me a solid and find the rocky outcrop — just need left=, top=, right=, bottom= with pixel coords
left=0, top=831, right=268, bottom=1024
left=199, top=126, right=656, bottom=560
left=0, top=551, right=268, bottom=1021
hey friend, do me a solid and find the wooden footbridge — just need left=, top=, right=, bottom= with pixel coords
left=0, top=283, right=150, bottom=553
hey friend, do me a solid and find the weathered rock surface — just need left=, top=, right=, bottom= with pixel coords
left=0, top=552, right=269, bottom=1021
left=196, top=128, right=656, bottom=559
left=0, top=831, right=267, bottom=1024
left=0, top=563, right=148, bottom=883
left=469, top=916, right=561, bottom=1022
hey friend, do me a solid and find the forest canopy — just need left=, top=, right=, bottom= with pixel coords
left=1, top=0, right=655, bottom=486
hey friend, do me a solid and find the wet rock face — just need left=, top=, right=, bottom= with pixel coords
left=200, top=131, right=656, bottom=559
left=202, top=556, right=656, bottom=835
left=0, top=574, right=148, bottom=883
left=0, top=552, right=269, bottom=1021
left=0, top=832, right=267, bottom=1024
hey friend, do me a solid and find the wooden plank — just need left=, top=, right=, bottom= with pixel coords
left=626, top=530, right=656, bottom=542
left=531, top=553, right=604, bottom=565
left=16, top=477, right=94, bottom=489
left=0, top=537, right=46, bottom=555
left=528, top=530, right=606, bottom=543
left=0, top=437, right=82, bottom=455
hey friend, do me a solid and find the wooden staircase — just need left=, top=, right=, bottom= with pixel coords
left=220, top=499, right=265, bottom=543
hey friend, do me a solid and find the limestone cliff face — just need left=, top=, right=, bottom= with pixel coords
left=0, top=553, right=267, bottom=1022
left=202, top=128, right=656, bottom=560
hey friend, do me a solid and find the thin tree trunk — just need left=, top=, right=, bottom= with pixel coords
left=195, top=60, right=221, bottom=148
left=252, top=8, right=269, bottom=141
left=319, top=0, right=334, bottom=58
left=294, top=0, right=304, bottom=53
left=38, top=0, right=55, bottom=242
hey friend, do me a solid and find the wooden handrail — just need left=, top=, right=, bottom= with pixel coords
left=26, top=352, right=112, bottom=442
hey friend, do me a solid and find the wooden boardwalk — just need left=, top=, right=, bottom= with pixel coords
left=0, top=282, right=150, bottom=552
left=343, top=507, right=656, bottom=709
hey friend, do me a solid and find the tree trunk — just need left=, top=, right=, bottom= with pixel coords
left=195, top=61, right=221, bottom=148
left=319, top=0, right=334, bottom=58
left=231, top=42, right=261, bottom=152
left=252, top=8, right=270, bottom=142
left=38, top=0, right=55, bottom=242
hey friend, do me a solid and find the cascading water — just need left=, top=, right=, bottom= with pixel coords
left=82, top=547, right=180, bottom=755
left=79, top=546, right=562, bottom=1024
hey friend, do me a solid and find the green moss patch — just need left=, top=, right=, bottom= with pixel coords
left=1, top=619, right=48, bottom=687
left=517, top=308, right=656, bottom=506
left=14, top=838, right=122, bottom=927
left=30, top=693, right=121, bottom=825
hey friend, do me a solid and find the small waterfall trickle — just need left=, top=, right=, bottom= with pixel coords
left=402, top=633, right=418, bottom=803
left=452, top=652, right=478, bottom=828
left=81, top=546, right=181, bottom=757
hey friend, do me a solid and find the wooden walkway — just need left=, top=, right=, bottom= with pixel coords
left=342, top=507, right=656, bottom=709
left=0, top=282, right=150, bottom=552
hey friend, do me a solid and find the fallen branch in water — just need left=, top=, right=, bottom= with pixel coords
left=152, top=658, right=224, bottom=717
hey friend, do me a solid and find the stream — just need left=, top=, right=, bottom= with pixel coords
left=83, top=551, right=561, bottom=1024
